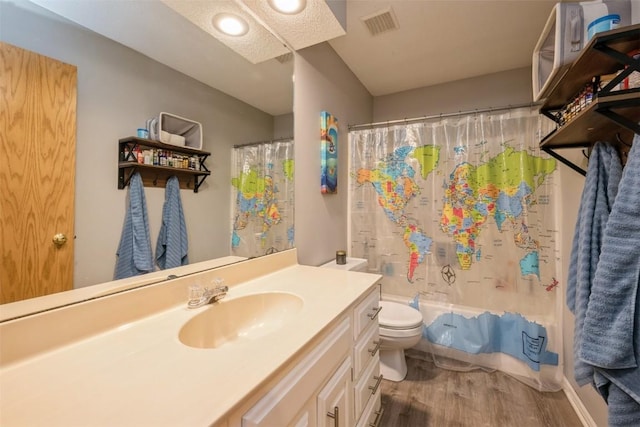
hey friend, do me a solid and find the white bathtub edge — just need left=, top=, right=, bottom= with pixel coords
left=562, top=376, right=597, bottom=427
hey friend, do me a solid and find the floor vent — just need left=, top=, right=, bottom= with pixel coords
left=361, top=7, right=399, bottom=36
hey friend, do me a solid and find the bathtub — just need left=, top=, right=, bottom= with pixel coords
left=382, top=293, right=563, bottom=391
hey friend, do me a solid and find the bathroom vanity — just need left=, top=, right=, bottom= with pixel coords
left=0, top=249, right=383, bottom=427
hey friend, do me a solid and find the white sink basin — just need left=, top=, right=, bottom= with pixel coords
left=178, top=292, right=303, bottom=349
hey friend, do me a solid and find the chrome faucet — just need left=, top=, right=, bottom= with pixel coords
left=188, top=279, right=228, bottom=308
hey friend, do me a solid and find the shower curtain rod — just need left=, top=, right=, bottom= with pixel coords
left=233, top=136, right=293, bottom=149
left=347, top=102, right=539, bottom=131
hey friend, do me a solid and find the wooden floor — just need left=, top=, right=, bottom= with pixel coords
left=380, top=349, right=582, bottom=427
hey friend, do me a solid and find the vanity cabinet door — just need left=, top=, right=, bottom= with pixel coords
left=290, top=398, right=317, bottom=427
left=242, top=318, right=350, bottom=427
left=317, top=357, right=352, bottom=427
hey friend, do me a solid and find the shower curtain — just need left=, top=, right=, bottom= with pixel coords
left=230, top=140, right=295, bottom=258
left=348, top=108, right=563, bottom=390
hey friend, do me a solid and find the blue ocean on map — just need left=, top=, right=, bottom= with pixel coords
left=424, top=311, right=558, bottom=371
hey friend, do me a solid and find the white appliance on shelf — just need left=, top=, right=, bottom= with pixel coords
left=532, top=0, right=635, bottom=102
left=146, top=112, right=202, bottom=150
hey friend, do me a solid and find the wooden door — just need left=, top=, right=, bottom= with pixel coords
left=0, top=42, right=77, bottom=304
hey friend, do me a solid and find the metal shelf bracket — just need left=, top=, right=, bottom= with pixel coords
left=542, top=146, right=587, bottom=176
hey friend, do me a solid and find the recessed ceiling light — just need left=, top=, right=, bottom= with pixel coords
left=212, top=13, right=249, bottom=36
left=269, top=0, right=306, bottom=15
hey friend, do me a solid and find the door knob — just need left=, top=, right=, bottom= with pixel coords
left=52, top=233, right=67, bottom=247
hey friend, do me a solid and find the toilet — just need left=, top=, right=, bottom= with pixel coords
left=320, top=256, right=424, bottom=382
left=377, top=300, right=423, bottom=381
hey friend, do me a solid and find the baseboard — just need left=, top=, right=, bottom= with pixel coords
left=563, top=376, right=598, bottom=427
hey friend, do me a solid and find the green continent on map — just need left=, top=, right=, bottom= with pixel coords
left=474, top=147, right=556, bottom=193
left=231, top=169, right=281, bottom=236
left=283, top=159, right=294, bottom=181
left=440, top=147, right=555, bottom=272
left=411, top=145, right=441, bottom=179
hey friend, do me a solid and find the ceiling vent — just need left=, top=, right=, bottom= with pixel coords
left=361, top=7, right=399, bottom=36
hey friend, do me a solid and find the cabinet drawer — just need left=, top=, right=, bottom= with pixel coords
left=353, top=287, right=380, bottom=340
left=354, top=355, right=381, bottom=418
left=356, top=390, right=382, bottom=427
left=353, top=321, right=379, bottom=381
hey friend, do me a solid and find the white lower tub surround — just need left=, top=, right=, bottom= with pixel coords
left=381, top=293, right=562, bottom=388
left=0, top=249, right=382, bottom=427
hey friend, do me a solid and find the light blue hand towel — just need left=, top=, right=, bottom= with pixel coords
left=155, top=176, right=188, bottom=270
left=579, top=133, right=640, bottom=425
left=114, top=173, right=154, bottom=279
left=566, top=142, right=622, bottom=384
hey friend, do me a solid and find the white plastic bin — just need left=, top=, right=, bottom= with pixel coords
left=147, top=112, right=202, bottom=150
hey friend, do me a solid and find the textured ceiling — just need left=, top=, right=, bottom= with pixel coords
left=242, top=0, right=346, bottom=51
left=329, top=0, right=558, bottom=96
left=161, top=0, right=290, bottom=64
left=24, top=1, right=562, bottom=115
left=25, top=0, right=294, bottom=116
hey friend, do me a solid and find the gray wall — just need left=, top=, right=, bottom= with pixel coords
left=293, top=42, right=373, bottom=266
left=373, top=67, right=532, bottom=122
left=274, top=113, right=294, bottom=140
left=1, top=1, right=276, bottom=288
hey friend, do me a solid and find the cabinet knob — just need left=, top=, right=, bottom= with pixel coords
left=52, top=233, right=67, bottom=247
left=326, top=405, right=339, bottom=427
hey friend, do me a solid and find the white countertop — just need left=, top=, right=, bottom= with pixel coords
left=0, top=261, right=380, bottom=426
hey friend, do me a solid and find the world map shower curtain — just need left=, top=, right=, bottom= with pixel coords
left=230, top=140, right=295, bottom=258
left=348, top=108, right=564, bottom=390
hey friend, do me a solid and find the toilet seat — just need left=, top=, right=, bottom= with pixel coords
left=378, top=301, right=423, bottom=329
left=379, top=324, right=424, bottom=338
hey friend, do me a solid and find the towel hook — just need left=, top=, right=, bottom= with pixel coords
left=153, top=175, right=158, bottom=186
left=616, top=132, right=632, bottom=147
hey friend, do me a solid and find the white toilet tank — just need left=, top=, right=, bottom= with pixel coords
left=320, top=257, right=368, bottom=272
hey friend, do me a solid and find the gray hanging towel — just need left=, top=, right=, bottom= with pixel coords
left=566, top=142, right=622, bottom=385
left=114, top=172, right=154, bottom=279
left=580, top=133, right=640, bottom=426
left=155, top=176, right=188, bottom=269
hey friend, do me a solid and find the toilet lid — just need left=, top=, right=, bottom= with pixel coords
left=378, top=301, right=423, bottom=329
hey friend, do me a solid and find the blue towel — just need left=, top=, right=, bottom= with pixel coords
left=155, top=176, right=188, bottom=269
left=114, top=173, right=154, bottom=279
left=566, top=142, right=622, bottom=384
left=579, top=134, right=640, bottom=425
